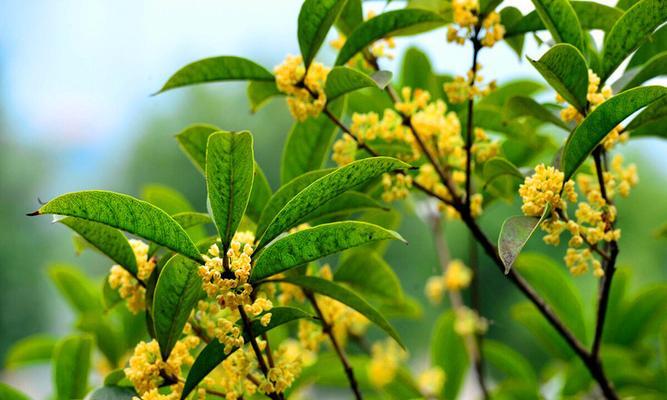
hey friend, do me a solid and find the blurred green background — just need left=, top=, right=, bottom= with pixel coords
left=1, top=0, right=666, bottom=397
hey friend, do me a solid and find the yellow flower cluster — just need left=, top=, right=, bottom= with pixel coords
left=332, top=133, right=358, bottom=166
left=447, top=0, right=504, bottom=47
left=454, top=306, right=488, bottom=336
left=425, top=260, right=473, bottom=304
left=480, top=12, right=505, bottom=48
left=417, top=367, right=446, bottom=397
left=125, top=337, right=199, bottom=400
left=381, top=173, right=413, bottom=202
left=108, top=239, right=156, bottom=314
left=194, top=300, right=244, bottom=354
left=519, top=164, right=577, bottom=217
left=274, top=55, right=330, bottom=121
left=368, top=338, right=407, bottom=388
left=444, top=67, right=497, bottom=104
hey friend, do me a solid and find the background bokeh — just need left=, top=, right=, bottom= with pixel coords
left=1, top=0, right=665, bottom=397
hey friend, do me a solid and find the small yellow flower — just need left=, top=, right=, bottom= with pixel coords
left=368, top=338, right=407, bottom=388
left=417, top=366, right=446, bottom=397
left=519, top=164, right=569, bottom=217
left=274, top=55, right=329, bottom=121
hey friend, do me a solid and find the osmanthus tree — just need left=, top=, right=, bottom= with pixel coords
left=3, top=0, right=667, bottom=399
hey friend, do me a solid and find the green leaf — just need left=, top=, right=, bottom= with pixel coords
left=431, top=310, right=469, bottom=400
left=335, top=9, right=446, bottom=65
left=53, top=335, right=93, bottom=400
left=175, top=124, right=220, bottom=173
left=400, top=46, right=438, bottom=94
left=334, top=250, right=403, bottom=302
left=103, top=276, right=122, bottom=310
left=60, top=217, right=138, bottom=275
left=247, top=81, right=283, bottom=113
left=626, top=24, right=667, bottom=69
left=600, top=0, right=667, bottom=81
left=479, top=79, right=544, bottom=108
left=258, top=157, right=410, bottom=249
left=528, top=43, right=589, bottom=113
left=498, top=215, right=544, bottom=273
left=483, top=340, right=538, bottom=385
left=481, top=0, right=503, bottom=14
left=325, top=67, right=392, bottom=102
left=500, top=7, right=526, bottom=59
left=335, top=0, right=363, bottom=36
left=76, top=313, right=125, bottom=367
left=483, top=157, right=524, bottom=189
left=171, top=212, right=212, bottom=230
left=141, top=184, right=193, bottom=214
left=514, top=253, right=588, bottom=345
left=251, top=221, right=404, bottom=281
left=529, top=0, right=584, bottom=51
left=355, top=208, right=402, bottom=255
left=562, top=86, right=667, bottom=179
left=0, top=384, right=30, bottom=400
left=246, top=163, right=272, bottom=224
left=157, top=56, right=274, bottom=94
left=34, top=191, right=203, bottom=262
left=85, top=386, right=137, bottom=400
left=511, top=302, right=574, bottom=358
left=615, top=284, right=667, bottom=345
left=625, top=96, right=667, bottom=138
left=278, top=276, right=404, bottom=347
left=297, top=191, right=387, bottom=225
left=206, top=131, right=254, bottom=251
left=281, top=100, right=344, bottom=185
left=4, top=334, right=58, bottom=369
left=181, top=307, right=312, bottom=399
left=153, top=255, right=203, bottom=360
left=49, top=264, right=102, bottom=314
left=618, top=51, right=667, bottom=92
left=298, top=0, right=349, bottom=68
left=504, top=95, right=570, bottom=130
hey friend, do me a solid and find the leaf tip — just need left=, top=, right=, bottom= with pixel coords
left=26, top=210, right=41, bottom=216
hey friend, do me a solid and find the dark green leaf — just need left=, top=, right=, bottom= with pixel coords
left=562, top=86, right=667, bottom=179
left=171, top=212, right=212, bottom=230
left=600, top=0, right=667, bottom=81
left=625, top=96, right=667, bottom=138
left=298, top=0, right=349, bottom=68
left=498, top=215, right=544, bottom=272
left=141, top=184, right=193, bottom=214
left=615, top=284, right=667, bottom=345
left=49, top=264, right=103, bottom=314
left=325, top=67, right=392, bottom=102
left=53, top=334, right=93, bottom=400
left=479, top=79, right=544, bottom=108
left=206, top=131, right=254, bottom=251
left=247, top=81, right=283, bottom=113
left=4, top=334, right=57, bottom=369
left=153, top=255, right=203, bottom=360
left=528, top=43, right=589, bottom=113
left=35, top=191, right=203, bottom=262
left=335, top=0, right=363, bottom=36
left=431, top=310, right=469, bottom=399
left=500, top=7, right=526, bottom=59
left=504, top=95, right=570, bottom=130
left=279, top=276, right=404, bottom=347
left=618, top=51, right=667, bottom=91
left=400, top=46, right=438, bottom=93
left=335, top=9, right=446, bottom=65
left=297, top=191, right=387, bottom=225
left=483, top=339, right=538, bottom=385
left=0, top=384, right=30, bottom=400
left=157, top=56, right=274, bottom=94
left=334, top=250, right=403, bottom=302
left=483, top=157, right=525, bottom=189
left=246, top=163, right=272, bottom=224
left=251, top=221, right=404, bottom=281
left=626, top=24, right=667, bottom=69
left=511, top=302, right=573, bottom=358
left=258, top=157, right=410, bottom=249
left=175, top=124, right=220, bottom=173
left=85, top=386, right=137, bottom=400
left=529, top=0, right=584, bottom=51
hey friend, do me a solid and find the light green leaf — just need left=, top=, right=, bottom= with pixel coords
left=171, top=212, right=212, bottom=230
left=279, top=276, right=404, bottom=347
left=618, top=51, right=667, bottom=91
left=479, top=79, right=544, bottom=108
left=258, top=157, right=410, bottom=249
left=280, top=99, right=344, bottom=185
left=355, top=208, right=402, bottom=255
left=5, top=334, right=58, bottom=369
left=141, top=184, right=193, bottom=214
left=400, top=47, right=439, bottom=95
left=483, top=340, right=538, bottom=385
left=53, top=335, right=93, bottom=400
left=246, top=163, right=272, bottom=224
left=153, top=255, right=203, bottom=360
left=0, top=384, right=30, bottom=400
left=85, top=386, right=137, bottom=400
left=49, top=264, right=102, bottom=314
left=528, top=43, right=589, bottom=113
left=483, top=157, right=525, bottom=189
left=498, top=215, right=544, bottom=273
left=34, top=191, right=202, bottom=262
left=626, top=24, right=667, bottom=69
left=76, top=314, right=125, bottom=367
left=60, top=217, right=138, bottom=275
left=181, top=307, right=313, bottom=399
left=511, top=302, right=574, bottom=359
left=506, top=2, right=622, bottom=37
left=157, top=56, right=274, bottom=94
left=335, top=0, right=363, bottom=36
left=600, top=0, right=667, bottom=81
left=504, top=95, right=570, bottom=130
left=529, top=0, right=584, bottom=51
left=325, top=67, right=392, bottom=102
left=298, top=0, right=349, bottom=68
left=500, top=7, right=526, bottom=59
left=334, top=250, right=403, bottom=302
left=206, top=131, right=254, bottom=251
left=251, top=221, right=405, bottom=282
left=247, top=81, right=283, bottom=113
left=335, top=9, right=446, bottom=65
left=175, top=124, right=220, bottom=173
left=481, top=0, right=503, bottom=14
left=431, top=310, right=469, bottom=400
left=562, top=86, right=667, bottom=179
left=103, top=276, right=122, bottom=310
left=615, top=284, right=667, bottom=345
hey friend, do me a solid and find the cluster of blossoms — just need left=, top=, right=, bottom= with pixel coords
left=108, top=239, right=156, bottom=314
left=444, top=65, right=497, bottom=104
left=454, top=306, right=488, bottom=336
left=368, top=338, right=407, bottom=388
left=447, top=0, right=505, bottom=47
left=425, top=259, right=473, bottom=305
left=274, top=55, right=330, bottom=121
left=125, top=336, right=200, bottom=400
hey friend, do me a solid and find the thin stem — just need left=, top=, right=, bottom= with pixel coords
left=465, top=35, right=482, bottom=211
left=306, top=292, right=363, bottom=400
left=555, top=208, right=612, bottom=261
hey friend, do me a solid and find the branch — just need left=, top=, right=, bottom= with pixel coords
left=465, top=34, right=482, bottom=211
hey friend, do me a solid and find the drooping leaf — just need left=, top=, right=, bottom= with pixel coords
left=280, top=100, right=344, bottom=185
left=171, top=212, right=212, bottom=230
left=528, top=44, right=589, bottom=113
left=181, top=307, right=313, bottom=399
left=175, top=124, right=220, bottom=173
left=626, top=24, right=667, bottom=69
left=500, top=7, right=526, bottom=59
left=206, top=131, right=254, bottom=251
left=431, top=310, right=469, bottom=400
left=335, top=9, right=446, bottom=65
left=157, top=56, right=274, bottom=94
left=85, top=386, right=137, bottom=400
left=258, top=157, right=410, bottom=249
left=334, top=250, right=403, bottom=302
left=498, top=215, right=544, bottom=272
left=278, top=276, right=404, bottom=347
left=618, top=51, right=667, bottom=92
left=60, top=217, right=138, bottom=275
left=0, top=384, right=30, bottom=400
left=246, top=163, right=272, bottom=224
left=504, top=95, right=570, bottom=130
left=153, top=255, right=203, bottom=360
left=529, top=0, right=584, bottom=51
left=251, top=221, right=405, bottom=281
left=600, top=0, right=667, bottom=81
left=625, top=95, right=667, bottom=138
left=247, top=81, right=283, bottom=113
left=325, top=67, right=392, bottom=102
left=53, top=335, right=93, bottom=400
left=49, top=264, right=103, bottom=314
left=34, top=191, right=202, bottom=262
left=4, top=334, right=58, bottom=369
left=257, top=169, right=332, bottom=237
left=483, top=339, right=538, bottom=385
left=562, top=85, right=667, bottom=179
left=298, top=0, right=349, bottom=68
